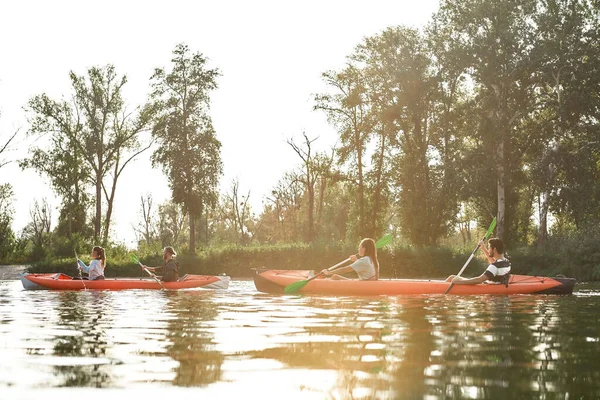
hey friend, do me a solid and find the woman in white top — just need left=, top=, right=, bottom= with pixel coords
left=320, top=238, right=380, bottom=281
left=77, top=246, right=106, bottom=280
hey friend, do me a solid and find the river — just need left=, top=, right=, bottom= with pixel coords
left=1, top=279, right=599, bottom=399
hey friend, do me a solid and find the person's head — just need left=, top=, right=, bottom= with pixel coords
left=163, top=246, right=177, bottom=260
left=92, top=246, right=106, bottom=268
left=487, top=238, right=504, bottom=257
left=359, top=238, right=380, bottom=278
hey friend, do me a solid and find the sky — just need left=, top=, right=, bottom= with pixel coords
left=0, top=0, right=439, bottom=247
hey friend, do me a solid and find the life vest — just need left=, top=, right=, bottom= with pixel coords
left=489, top=259, right=511, bottom=287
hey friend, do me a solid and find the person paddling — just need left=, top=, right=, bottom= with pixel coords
left=320, top=238, right=380, bottom=281
left=142, top=246, right=179, bottom=282
left=445, top=238, right=511, bottom=285
left=77, top=246, right=106, bottom=280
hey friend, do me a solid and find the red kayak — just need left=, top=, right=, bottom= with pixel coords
left=21, top=273, right=230, bottom=291
left=253, top=269, right=576, bottom=295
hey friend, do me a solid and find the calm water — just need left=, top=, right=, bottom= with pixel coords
left=1, top=279, right=599, bottom=400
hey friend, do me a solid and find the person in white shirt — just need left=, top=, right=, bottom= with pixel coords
left=320, top=238, right=380, bottom=281
left=77, top=246, right=106, bottom=280
left=446, top=238, right=511, bottom=285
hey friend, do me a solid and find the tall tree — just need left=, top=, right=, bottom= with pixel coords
left=25, top=65, right=155, bottom=243
left=529, top=0, right=600, bottom=240
left=435, top=0, right=538, bottom=241
left=150, top=43, right=223, bottom=253
left=133, top=193, right=157, bottom=247
left=314, top=64, right=373, bottom=238
left=287, top=132, right=319, bottom=242
left=219, top=179, right=253, bottom=245
left=20, top=105, right=89, bottom=239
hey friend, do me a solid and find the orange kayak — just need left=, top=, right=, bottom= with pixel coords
left=253, top=269, right=576, bottom=295
left=21, top=273, right=230, bottom=291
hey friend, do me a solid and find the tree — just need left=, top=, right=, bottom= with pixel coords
left=218, top=179, right=253, bottom=245
left=0, top=184, right=15, bottom=261
left=435, top=0, right=539, bottom=241
left=528, top=0, right=600, bottom=240
left=133, top=194, right=158, bottom=247
left=22, top=198, right=52, bottom=257
left=287, top=132, right=319, bottom=242
left=315, top=64, right=373, bottom=238
left=157, top=201, right=188, bottom=248
left=25, top=65, right=156, bottom=244
left=150, top=43, right=222, bottom=254
left=20, top=105, right=90, bottom=239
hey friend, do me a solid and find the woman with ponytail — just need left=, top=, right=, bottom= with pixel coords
left=320, top=238, right=379, bottom=281
left=77, top=246, right=106, bottom=280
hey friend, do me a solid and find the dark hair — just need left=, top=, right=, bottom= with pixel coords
left=360, top=238, right=380, bottom=280
left=164, top=246, right=177, bottom=257
left=488, top=238, right=504, bottom=254
left=93, top=246, right=106, bottom=269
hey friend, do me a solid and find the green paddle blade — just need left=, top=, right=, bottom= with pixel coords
left=284, top=279, right=309, bottom=294
left=484, top=217, right=497, bottom=240
left=375, top=234, right=392, bottom=249
left=131, top=254, right=140, bottom=264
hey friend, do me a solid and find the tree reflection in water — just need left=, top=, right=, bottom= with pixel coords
left=52, top=291, right=112, bottom=387
left=243, top=297, right=437, bottom=399
left=162, top=291, right=224, bottom=387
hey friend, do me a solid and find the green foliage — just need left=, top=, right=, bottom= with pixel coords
left=150, top=43, right=222, bottom=253
left=0, top=183, right=15, bottom=262
left=24, top=64, right=156, bottom=244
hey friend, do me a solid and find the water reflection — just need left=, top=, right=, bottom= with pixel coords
left=51, top=291, right=112, bottom=387
left=162, top=291, right=224, bottom=386
left=1, top=280, right=600, bottom=399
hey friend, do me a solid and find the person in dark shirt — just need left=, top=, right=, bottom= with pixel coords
left=142, top=246, right=179, bottom=282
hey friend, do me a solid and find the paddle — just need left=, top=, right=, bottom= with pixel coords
left=284, top=234, right=393, bottom=294
left=131, top=254, right=166, bottom=290
left=444, top=217, right=497, bottom=294
left=74, top=249, right=87, bottom=290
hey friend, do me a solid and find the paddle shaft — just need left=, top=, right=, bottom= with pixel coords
left=74, top=250, right=87, bottom=290
left=445, top=218, right=496, bottom=294
left=305, top=257, right=352, bottom=284
left=133, top=257, right=166, bottom=290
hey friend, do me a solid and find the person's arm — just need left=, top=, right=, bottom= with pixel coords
left=322, top=265, right=354, bottom=276
left=321, top=254, right=360, bottom=276
left=451, top=273, right=488, bottom=285
left=479, top=240, right=495, bottom=264
left=77, top=259, right=92, bottom=272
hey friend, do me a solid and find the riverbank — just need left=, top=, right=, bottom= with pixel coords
left=0, top=264, right=29, bottom=280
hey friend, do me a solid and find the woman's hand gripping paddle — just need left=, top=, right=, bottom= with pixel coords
left=74, top=249, right=87, bottom=290
left=283, top=234, right=393, bottom=294
left=131, top=254, right=166, bottom=290
left=444, top=218, right=497, bottom=294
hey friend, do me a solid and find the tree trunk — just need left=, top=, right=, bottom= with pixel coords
left=307, top=183, right=314, bottom=242
left=95, top=166, right=102, bottom=240
left=497, top=140, right=505, bottom=240
left=189, top=209, right=195, bottom=253
left=372, top=129, right=386, bottom=238
left=537, top=192, right=549, bottom=246
left=355, top=124, right=365, bottom=238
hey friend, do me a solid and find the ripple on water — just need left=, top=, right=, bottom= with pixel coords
left=1, top=279, right=600, bottom=399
